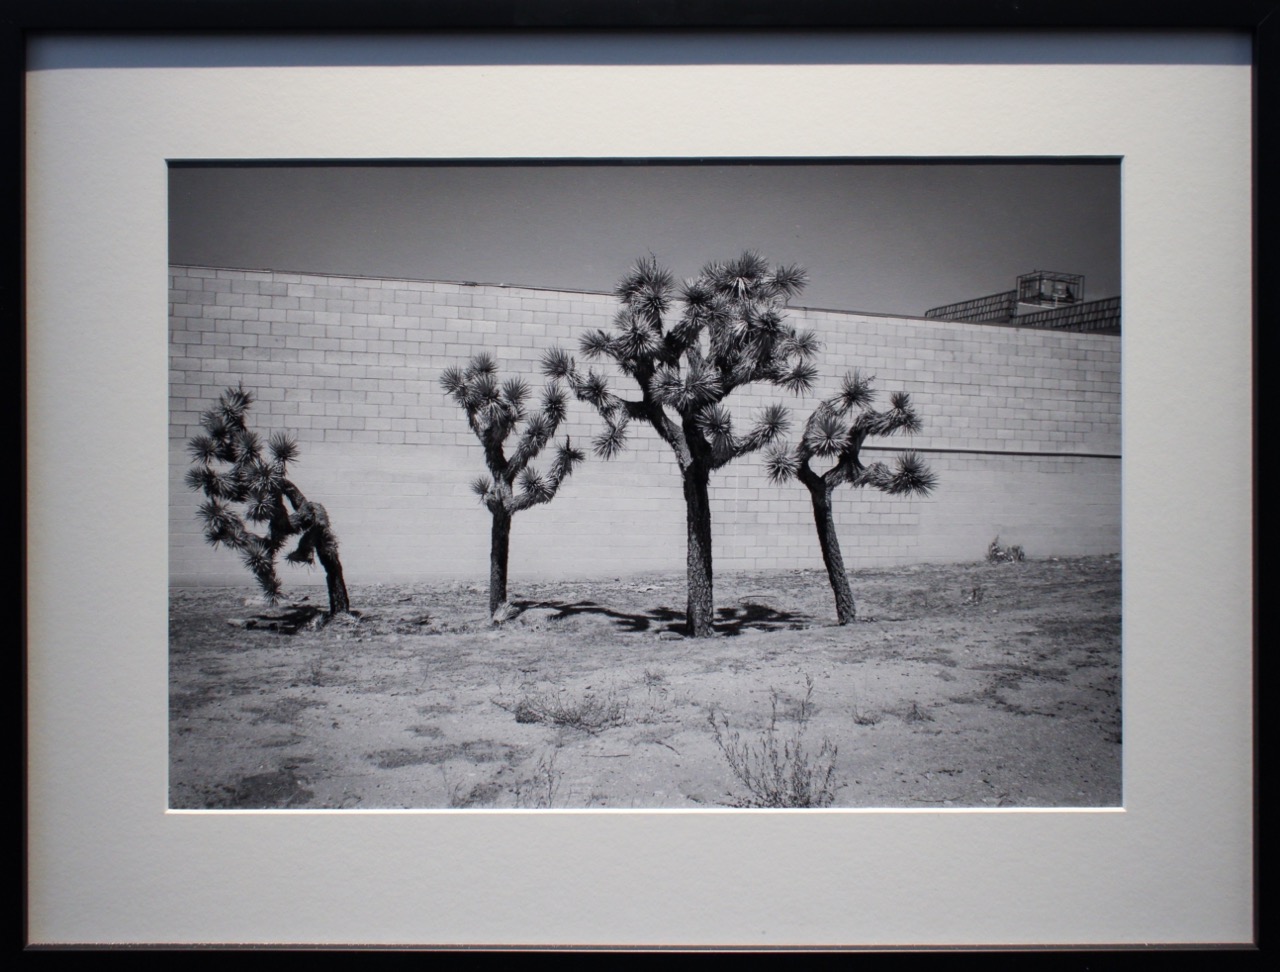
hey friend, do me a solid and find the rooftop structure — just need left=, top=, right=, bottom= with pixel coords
left=925, top=271, right=1120, bottom=334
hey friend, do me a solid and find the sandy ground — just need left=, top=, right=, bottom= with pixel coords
left=169, top=555, right=1121, bottom=810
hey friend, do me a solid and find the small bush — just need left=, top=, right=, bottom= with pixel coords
left=513, top=751, right=563, bottom=809
left=707, top=674, right=840, bottom=808
left=637, top=669, right=672, bottom=723
left=441, top=767, right=500, bottom=809
left=902, top=700, right=934, bottom=723
left=501, top=686, right=628, bottom=734
left=642, top=668, right=668, bottom=688
left=987, top=536, right=1025, bottom=563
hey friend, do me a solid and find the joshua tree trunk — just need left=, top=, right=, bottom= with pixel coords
left=682, top=464, right=715, bottom=637
left=804, top=476, right=856, bottom=625
left=317, top=543, right=350, bottom=616
left=281, top=485, right=351, bottom=618
left=489, top=508, right=512, bottom=617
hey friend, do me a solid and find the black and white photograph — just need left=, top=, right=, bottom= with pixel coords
left=168, top=160, right=1122, bottom=811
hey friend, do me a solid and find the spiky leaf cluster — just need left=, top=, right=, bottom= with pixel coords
left=186, top=385, right=327, bottom=603
left=544, top=251, right=817, bottom=472
left=441, top=355, right=584, bottom=514
left=766, top=371, right=937, bottom=497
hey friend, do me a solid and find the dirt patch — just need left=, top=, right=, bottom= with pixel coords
left=169, top=555, right=1121, bottom=809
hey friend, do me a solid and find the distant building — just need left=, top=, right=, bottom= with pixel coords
left=925, top=270, right=1120, bottom=335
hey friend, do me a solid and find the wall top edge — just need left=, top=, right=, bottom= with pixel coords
left=169, top=263, right=1120, bottom=336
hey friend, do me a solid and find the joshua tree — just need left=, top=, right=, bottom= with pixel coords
left=543, top=251, right=820, bottom=637
left=186, top=385, right=351, bottom=616
left=441, top=353, right=585, bottom=617
left=764, top=371, right=938, bottom=624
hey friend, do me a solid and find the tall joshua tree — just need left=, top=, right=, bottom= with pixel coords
left=764, top=371, right=938, bottom=624
left=441, top=353, right=585, bottom=617
left=186, top=385, right=351, bottom=616
left=543, top=252, right=820, bottom=638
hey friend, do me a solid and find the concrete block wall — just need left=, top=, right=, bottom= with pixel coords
left=170, top=265, right=1120, bottom=588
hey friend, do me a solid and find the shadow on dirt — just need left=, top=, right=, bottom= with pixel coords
left=515, top=598, right=812, bottom=637
left=515, top=599, right=685, bottom=633
left=227, top=605, right=325, bottom=633
left=715, top=602, right=811, bottom=636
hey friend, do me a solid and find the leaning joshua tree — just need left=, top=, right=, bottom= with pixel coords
left=764, top=371, right=938, bottom=624
left=543, top=251, right=820, bottom=638
left=441, top=353, right=585, bottom=618
left=186, top=385, right=351, bottom=616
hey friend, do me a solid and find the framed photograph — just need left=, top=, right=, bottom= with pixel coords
left=23, top=4, right=1260, bottom=950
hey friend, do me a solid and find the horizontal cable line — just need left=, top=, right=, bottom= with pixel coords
left=862, top=444, right=1120, bottom=460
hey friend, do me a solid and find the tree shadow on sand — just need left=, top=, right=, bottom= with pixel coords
left=514, top=598, right=814, bottom=637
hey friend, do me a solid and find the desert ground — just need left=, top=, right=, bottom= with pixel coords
left=169, top=554, right=1121, bottom=810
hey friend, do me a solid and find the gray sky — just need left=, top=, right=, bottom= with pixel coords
left=169, top=162, right=1119, bottom=317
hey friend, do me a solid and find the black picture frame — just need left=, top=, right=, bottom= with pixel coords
left=15, top=0, right=1268, bottom=955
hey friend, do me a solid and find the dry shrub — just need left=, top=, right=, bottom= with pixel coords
left=707, top=674, right=840, bottom=808
left=987, top=536, right=1025, bottom=563
left=503, top=686, right=628, bottom=734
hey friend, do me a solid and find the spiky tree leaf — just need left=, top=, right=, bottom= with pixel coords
left=523, top=410, right=552, bottom=444
left=778, top=360, right=819, bottom=395
left=541, top=346, right=575, bottom=380
left=854, top=394, right=921, bottom=437
left=440, top=364, right=468, bottom=400
left=883, top=452, right=938, bottom=496
left=540, top=383, right=568, bottom=425
left=616, top=254, right=674, bottom=320
left=710, top=250, right=769, bottom=300
left=501, top=377, right=531, bottom=411
left=247, top=455, right=275, bottom=487
left=856, top=461, right=894, bottom=491
left=196, top=499, right=239, bottom=547
left=245, top=495, right=277, bottom=523
left=579, top=328, right=616, bottom=359
left=782, top=328, right=822, bottom=361
left=764, top=444, right=799, bottom=483
left=470, top=475, right=492, bottom=500
left=835, top=370, right=876, bottom=413
left=756, top=402, right=790, bottom=439
left=518, top=467, right=552, bottom=503
left=465, top=372, right=502, bottom=412
left=187, top=434, right=219, bottom=464
left=268, top=432, right=298, bottom=466
left=201, top=411, right=229, bottom=439
left=769, top=263, right=809, bottom=298
left=697, top=404, right=736, bottom=458
left=468, top=352, right=498, bottom=378
left=185, top=464, right=216, bottom=495
left=240, top=539, right=280, bottom=599
left=886, top=391, right=924, bottom=435
left=617, top=320, right=659, bottom=360
left=739, top=403, right=791, bottom=454
left=804, top=410, right=850, bottom=457
left=746, top=307, right=785, bottom=340
left=679, top=278, right=716, bottom=312
left=219, top=385, right=254, bottom=424
left=551, top=439, right=586, bottom=481
left=235, top=429, right=263, bottom=463
left=593, top=418, right=630, bottom=459
left=578, top=370, right=615, bottom=413
left=651, top=364, right=683, bottom=403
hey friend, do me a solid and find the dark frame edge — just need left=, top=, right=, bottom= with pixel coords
left=11, top=0, right=1271, bottom=955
